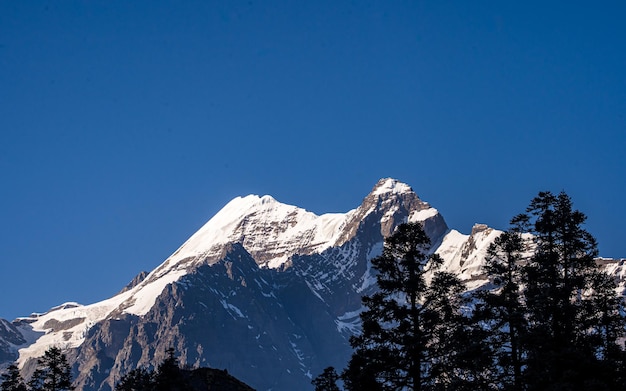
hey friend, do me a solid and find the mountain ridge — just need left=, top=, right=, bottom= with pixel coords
left=1, top=178, right=624, bottom=390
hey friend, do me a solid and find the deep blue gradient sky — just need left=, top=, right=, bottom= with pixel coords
left=2, top=1, right=625, bottom=320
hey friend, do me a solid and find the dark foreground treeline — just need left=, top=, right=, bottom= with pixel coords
left=0, top=347, right=254, bottom=391
left=314, top=191, right=626, bottom=391
left=114, top=348, right=254, bottom=391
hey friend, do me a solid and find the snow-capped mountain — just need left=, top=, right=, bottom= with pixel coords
left=0, top=178, right=623, bottom=390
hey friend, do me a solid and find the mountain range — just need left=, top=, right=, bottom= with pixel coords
left=1, top=178, right=624, bottom=390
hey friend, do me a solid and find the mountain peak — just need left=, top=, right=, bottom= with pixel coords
left=165, top=192, right=354, bottom=270
left=370, top=178, right=414, bottom=197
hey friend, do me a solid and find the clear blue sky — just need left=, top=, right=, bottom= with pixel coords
left=1, top=1, right=625, bottom=320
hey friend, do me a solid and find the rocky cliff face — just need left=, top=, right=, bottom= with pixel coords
left=0, top=319, right=26, bottom=363
left=1, top=178, right=623, bottom=390
left=71, top=243, right=333, bottom=390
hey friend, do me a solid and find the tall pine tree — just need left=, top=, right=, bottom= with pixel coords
left=519, top=191, right=624, bottom=390
left=0, top=364, right=27, bottom=391
left=342, top=222, right=473, bottom=390
left=153, top=348, right=189, bottom=391
left=311, top=367, right=341, bottom=391
left=28, top=347, right=74, bottom=391
left=473, top=228, right=527, bottom=391
left=115, top=367, right=154, bottom=391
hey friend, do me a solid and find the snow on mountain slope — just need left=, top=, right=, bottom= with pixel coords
left=168, top=194, right=355, bottom=269
left=435, top=224, right=502, bottom=289
left=598, top=258, right=626, bottom=295
left=15, top=265, right=189, bottom=366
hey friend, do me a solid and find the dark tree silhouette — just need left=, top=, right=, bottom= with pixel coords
left=311, top=366, right=340, bottom=391
left=116, top=348, right=198, bottom=391
left=0, top=364, right=27, bottom=391
left=28, top=347, right=74, bottom=391
left=518, top=191, right=624, bottom=390
left=115, top=367, right=154, bottom=391
left=153, top=348, right=188, bottom=391
left=342, top=222, right=472, bottom=390
left=473, top=228, right=527, bottom=391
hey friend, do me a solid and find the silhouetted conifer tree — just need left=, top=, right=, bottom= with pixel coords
left=116, top=348, right=185, bottom=391
left=0, top=364, right=27, bottom=391
left=115, top=367, right=154, bottom=391
left=153, top=348, right=189, bottom=391
left=28, top=347, right=74, bottom=391
left=518, top=191, right=625, bottom=390
left=312, top=367, right=340, bottom=391
left=342, top=222, right=473, bottom=390
left=473, top=227, right=527, bottom=391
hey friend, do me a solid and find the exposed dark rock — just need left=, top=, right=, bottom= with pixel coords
left=0, top=319, right=25, bottom=364
left=118, top=271, right=149, bottom=294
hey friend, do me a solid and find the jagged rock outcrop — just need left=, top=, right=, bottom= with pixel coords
left=118, top=271, right=149, bottom=294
